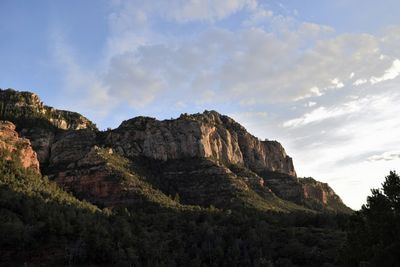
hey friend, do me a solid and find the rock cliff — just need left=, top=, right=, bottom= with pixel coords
left=106, top=110, right=296, bottom=177
left=0, top=88, right=97, bottom=165
left=0, top=121, right=40, bottom=173
left=0, top=88, right=350, bottom=213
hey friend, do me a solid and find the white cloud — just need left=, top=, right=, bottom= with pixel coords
left=171, top=0, right=257, bottom=22
left=368, top=151, right=400, bottom=162
left=283, top=107, right=333, bottom=128
left=51, top=32, right=114, bottom=118
left=283, top=97, right=368, bottom=128
left=306, top=101, right=316, bottom=107
left=331, top=78, right=344, bottom=88
left=370, top=59, right=400, bottom=84
left=242, top=8, right=273, bottom=26
left=104, top=54, right=165, bottom=107
left=55, top=2, right=400, bottom=113
left=111, top=0, right=257, bottom=24
left=353, top=78, right=368, bottom=86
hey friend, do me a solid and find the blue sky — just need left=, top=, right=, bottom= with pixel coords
left=2, top=0, right=400, bottom=209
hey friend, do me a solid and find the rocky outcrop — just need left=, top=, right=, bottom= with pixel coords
left=0, top=121, right=40, bottom=173
left=261, top=171, right=351, bottom=213
left=43, top=132, right=125, bottom=205
left=106, top=110, right=296, bottom=177
left=299, top=178, right=348, bottom=210
left=51, top=146, right=122, bottom=205
left=0, top=88, right=97, bottom=131
left=49, top=130, right=97, bottom=169
left=0, top=88, right=97, bottom=165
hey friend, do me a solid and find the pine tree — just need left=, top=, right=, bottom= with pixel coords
left=341, top=171, right=400, bottom=266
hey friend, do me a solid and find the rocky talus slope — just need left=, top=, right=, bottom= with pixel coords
left=0, top=88, right=351, bottom=213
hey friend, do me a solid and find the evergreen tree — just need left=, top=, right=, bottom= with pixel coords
left=341, top=171, right=400, bottom=266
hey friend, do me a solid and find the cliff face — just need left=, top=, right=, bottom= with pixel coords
left=0, top=121, right=40, bottom=173
left=106, top=110, right=296, bottom=177
left=0, top=88, right=350, bottom=212
left=299, top=178, right=350, bottom=212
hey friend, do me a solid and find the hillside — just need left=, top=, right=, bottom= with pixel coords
left=0, top=119, right=348, bottom=266
left=0, top=88, right=352, bottom=266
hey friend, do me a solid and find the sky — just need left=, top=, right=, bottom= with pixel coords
left=1, top=0, right=400, bottom=209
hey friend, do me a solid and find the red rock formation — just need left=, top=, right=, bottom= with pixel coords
left=301, top=178, right=338, bottom=205
left=0, top=121, right=40, bottom=173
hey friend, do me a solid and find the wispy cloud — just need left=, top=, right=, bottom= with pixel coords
left=283, top=97, right=369, bottom=128
left=111, top=0, right=257, bottom=24
left=50, top=31, right=114, bottom=118
left=370, top=59, right=400, bottom=84
left=368, top=151, right=400, bottom=162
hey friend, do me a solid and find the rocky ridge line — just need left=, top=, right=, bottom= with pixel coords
left=0, top=88, right=96, bottom=131
left=107, top=110, right=296, bottom=177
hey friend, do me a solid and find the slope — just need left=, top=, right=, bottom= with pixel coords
left=0, top=120, right=348, bottom=266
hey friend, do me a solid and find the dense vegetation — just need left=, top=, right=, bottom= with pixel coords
left=0, top=147, right=349, bottom=266
left=341, top=171, right=400, bottom=266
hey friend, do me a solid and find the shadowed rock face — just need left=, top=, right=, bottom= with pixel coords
left=50, top=146, right=126, bottom=206
left=260, top=171, right=352, bottom=213
left=19, top=127, right=55, bottom=164
left=106, top=110, right=296, bottom=177
left=0, top=121, right=40, bottom=173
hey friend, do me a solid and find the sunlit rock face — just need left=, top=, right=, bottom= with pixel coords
left=0, top=121, right=40, bottom=173
left=300, top=178, right=342, bottom=205
left=106, top=110, right=297, bottom=177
